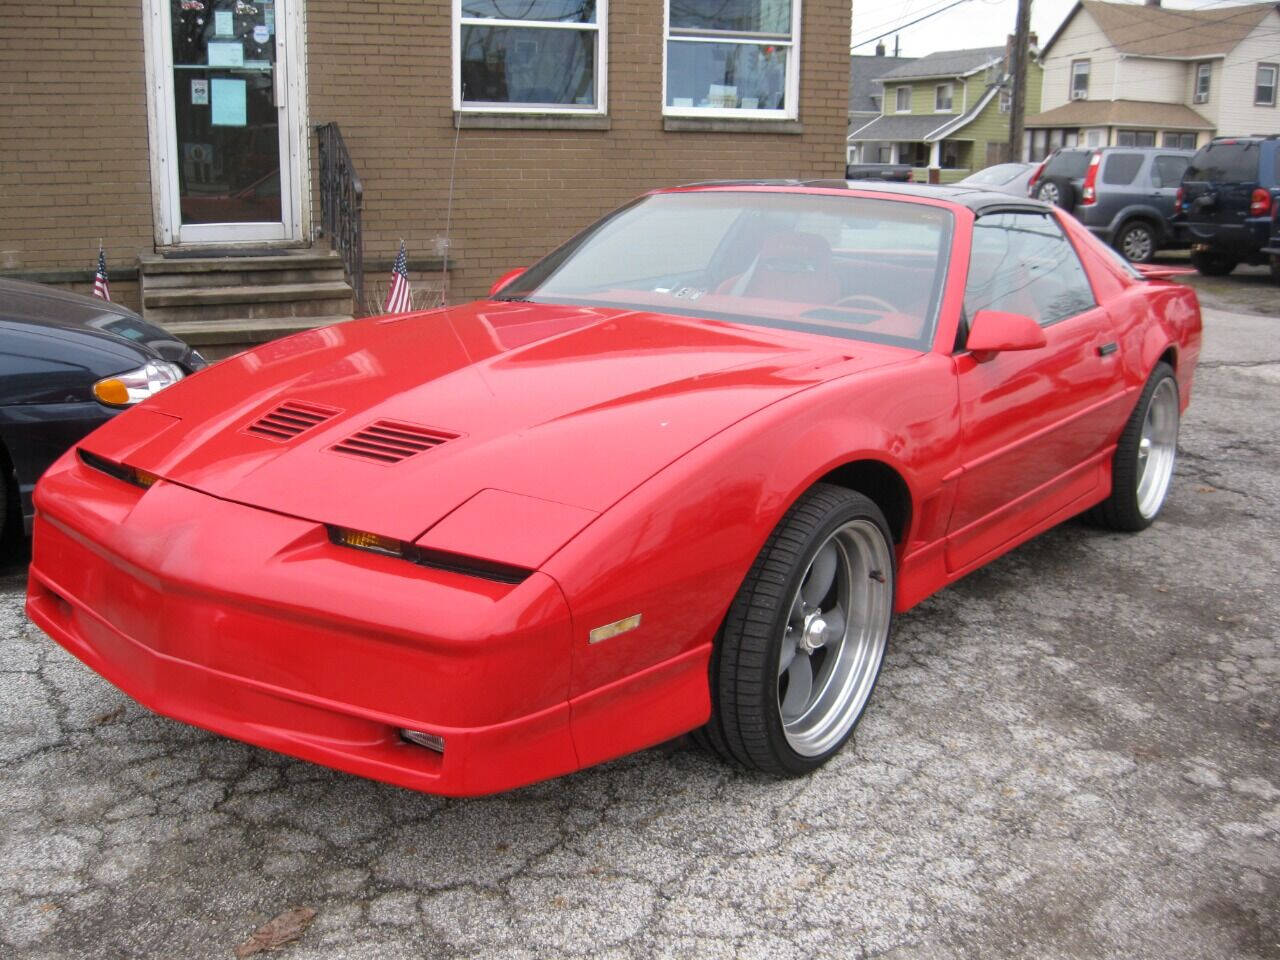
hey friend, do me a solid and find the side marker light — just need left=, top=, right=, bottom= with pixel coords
left=589, top=613, right=643, bottom=644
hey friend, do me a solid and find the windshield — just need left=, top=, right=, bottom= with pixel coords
left=1045, top=150, right=1092, bottom=179
left=498, top=191, right=954, bottom=350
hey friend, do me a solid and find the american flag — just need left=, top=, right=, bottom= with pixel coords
left=92, top=243, right=111, bottom=301
left=384, top=240, right=413, bottom=314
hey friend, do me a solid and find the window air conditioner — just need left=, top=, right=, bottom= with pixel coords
left=1071, top=90, right=1087, bottom=100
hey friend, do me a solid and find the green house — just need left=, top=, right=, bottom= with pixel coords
left=849, top=46, right=1044, bottom=183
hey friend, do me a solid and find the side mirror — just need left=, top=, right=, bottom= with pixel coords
left=489, top=267, right=526, bottom=298
left=966, top=309, right=1046, bottom=361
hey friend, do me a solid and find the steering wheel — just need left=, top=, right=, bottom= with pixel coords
left=833, top=293, right=900, bottom=314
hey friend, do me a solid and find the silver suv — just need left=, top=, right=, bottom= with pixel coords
left=1027, top=146, right=1195, bottom=262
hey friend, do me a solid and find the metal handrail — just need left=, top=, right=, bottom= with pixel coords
left=315, top=122, right=365, bottom=314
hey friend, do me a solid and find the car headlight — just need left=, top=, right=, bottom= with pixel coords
left=92, top=361, right=185, bottom=407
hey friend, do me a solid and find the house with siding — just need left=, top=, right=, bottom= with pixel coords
left=846, top=51, right=916, bottom=163
left=1026, top=0, right=1280, bottom=158
left=847, top=45, right=1043, bottom=182
left=0, top=1, right=851, bottom=356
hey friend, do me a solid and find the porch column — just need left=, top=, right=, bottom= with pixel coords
left=928, top=140, right=941, bottom=185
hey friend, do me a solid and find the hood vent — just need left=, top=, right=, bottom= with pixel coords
left=331, top=420, right=456, bottom=464
left=245, top=400, right=341, bottom=442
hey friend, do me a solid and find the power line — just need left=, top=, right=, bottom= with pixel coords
left=851, top=0, right=977, bottom=50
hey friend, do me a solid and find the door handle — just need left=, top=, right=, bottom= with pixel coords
left=1097, top=342, right=1118, bottom=357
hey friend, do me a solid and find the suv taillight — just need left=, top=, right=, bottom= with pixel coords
left=1081, top=152, right=1101, bottom=205
left=1250, top=188, right=1272, bottom=217
left=1175, top=186, right=1184, bottom=212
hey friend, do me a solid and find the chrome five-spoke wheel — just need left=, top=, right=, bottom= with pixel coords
left=697, top=484, right=895, bottom=775
left=1136, top=375, right=1179, bottom=520
left=779, top=519, right=892, bottom=757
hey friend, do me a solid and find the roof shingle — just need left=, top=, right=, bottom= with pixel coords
left=874, top=46, right=1007, bottom=81
left=1071, top=0, right=1275, bottom=59
left=1025, top=99, right=1214, bottom=130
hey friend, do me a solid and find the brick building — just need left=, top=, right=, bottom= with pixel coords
left=0, top=1, right=851, bottom=350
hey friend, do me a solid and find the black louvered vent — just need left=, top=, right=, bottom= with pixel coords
left=331, top=420, right=455, bottom=464
left=244, top=400, right=340, bottom=442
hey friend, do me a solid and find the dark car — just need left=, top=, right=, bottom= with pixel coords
left=1027, top=146, right=1195, bottom=262
left=0, top=278, right=205, bottom=538
left=845, top=163, right=914, bottom=182
left=1176, top=136, right=1280, bottom=279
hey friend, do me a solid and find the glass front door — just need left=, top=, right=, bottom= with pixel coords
left=160, top=0, right=297, bottom=243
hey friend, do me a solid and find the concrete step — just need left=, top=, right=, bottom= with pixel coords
left=143, top=265, right=346, bottom=289
left=162, top=315, right=352, bottom=346
left=142, top=280, right=353, bottom=324
left=139, top=251, right=342, bottom=274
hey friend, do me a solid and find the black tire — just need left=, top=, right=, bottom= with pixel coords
left=1090, top=362, right=1179, bottom=532
left=1190, top=250, right=1237, bottom=276
left=1114, top=220, right=1158, bottom=264
left=696, top=483, right=894, bottom=776
left=1035, top=177, right=1076, bottom=209
left=1269, top=254, right=1279, bottom=285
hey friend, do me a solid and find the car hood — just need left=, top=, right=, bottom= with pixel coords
left=0, top=277, right=197, bottom=367
left=79, top=301, right=910, bottom=548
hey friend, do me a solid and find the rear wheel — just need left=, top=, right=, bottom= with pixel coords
left=1115, top=221, right=1157, bottom=263
left=696, top=484, right=894, bottom=775
left=1090, top=363, right=1179, bottom=532
left=1034, top=177, right=1075, bottom=209
left=1190, top=250, right=1237, bottom=276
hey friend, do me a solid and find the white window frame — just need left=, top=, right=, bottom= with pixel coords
left=1070, top=59, right=1089, bottom=100
left=452, top=0, right=608, bottom=115
left=895, top=85, right=910, bottom=113
left=1194, top=62, right=1211, bottom=104
left=661, top=0, right=801, bottom=120
left=934, top=82, right=953, bottom=112
left=1256, top=62, right=1278, bottom=107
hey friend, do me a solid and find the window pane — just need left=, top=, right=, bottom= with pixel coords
left=666, top=40, right=787, bottom=109
left=1187, top=142, right=1261, bottom=182
left=461, top=25, right=596, bottom=105
left=1102, top=153, right=1142, bottom=185
left=1153, top=155, right=1189, bottom=187
left=965, top=212, right=1095, bottom=327
left=461, top=0, right=596, bottom=23
left=896, top=86, right=909, bottom=111
left=669, top=0, right=792, bottom=34
left=1257, top=65, right=1276, bottom=105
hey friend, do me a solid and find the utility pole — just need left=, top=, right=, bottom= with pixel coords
left=1008, top=0, right=1033, bottom=162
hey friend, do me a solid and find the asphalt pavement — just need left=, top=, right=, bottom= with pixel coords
left=1, top=303, right=1277, bottom=960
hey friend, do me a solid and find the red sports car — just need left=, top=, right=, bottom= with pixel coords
left=27, top=182, right=1201, bottom=796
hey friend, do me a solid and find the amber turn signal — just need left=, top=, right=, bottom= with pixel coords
left=329, top=526, right=405, bottom=557
left=92, top=379, right=131, bottom=406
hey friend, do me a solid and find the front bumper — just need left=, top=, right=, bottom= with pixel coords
left=26, top=452, right=581, bottom=796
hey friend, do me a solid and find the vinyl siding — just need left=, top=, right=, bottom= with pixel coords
left=1216, top=13, right=1280, bottom=136
left=1039, top=8, right=1121, bottom=111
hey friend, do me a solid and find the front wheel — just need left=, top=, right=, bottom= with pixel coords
left=1090, top=363, right=1179, bottom=531
left=696, top=484, right=894, bottom=776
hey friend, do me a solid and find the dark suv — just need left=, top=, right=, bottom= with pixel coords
left=1176, top=136, right=1280, bottom=279
left=1027, top=146, right=1195, bottom=262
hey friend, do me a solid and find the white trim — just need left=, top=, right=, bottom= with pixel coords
left=926, top=84, right=998, bottom=140
left=661, top=0, right=800, bottom=120
left=452, top=1, right=608, bottom=115
left=144, top=0, right=306, bottom=246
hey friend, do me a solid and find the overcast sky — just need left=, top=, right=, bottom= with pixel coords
left=849, top=0, right=1235, bottom=59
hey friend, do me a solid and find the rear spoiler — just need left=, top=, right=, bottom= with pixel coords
left=1134, top=263, right=1195, bottom=281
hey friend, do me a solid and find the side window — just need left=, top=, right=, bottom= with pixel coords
left=1102, top=153, right=1143, bottom=185
left=964, top=212, right=1096, bottom=330
left=1153, top=155, right=1189, bottom=188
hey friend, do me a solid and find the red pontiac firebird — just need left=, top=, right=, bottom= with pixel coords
left=27, top=182, right=1201, bottom=796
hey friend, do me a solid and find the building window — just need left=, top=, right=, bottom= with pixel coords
left=1070, top=60, right=1090, bottom=99
left=935, top=83, right=953, bottom=112
left=455, top=0, right=606, bottom=113
left=1257, top=63, right=1278, bottom=106
left=999, top=88, right=1011, bottom=113
left=896, top=86, right=910, bottom=113
left=1117, top=129, right=1157, bottom=147
left=1162, top=131, right=1197, bottom=149
left=664, top=0, right=799, bottom=117
left=1194, top=62, right=1211, bottom=103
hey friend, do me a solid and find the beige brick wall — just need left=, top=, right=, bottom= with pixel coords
left=1, top=1, right=851, bottom=309
left=0, top=0, right=154, bottom=293
left=310, top=0, right=852, bottom=303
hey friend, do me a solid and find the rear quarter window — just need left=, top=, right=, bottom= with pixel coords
left=1102, top=153, right=1143, bottom=185
left=1187, top=142, right=1260, bottom=182
left=1045, top=151, right=1091, bottom=179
